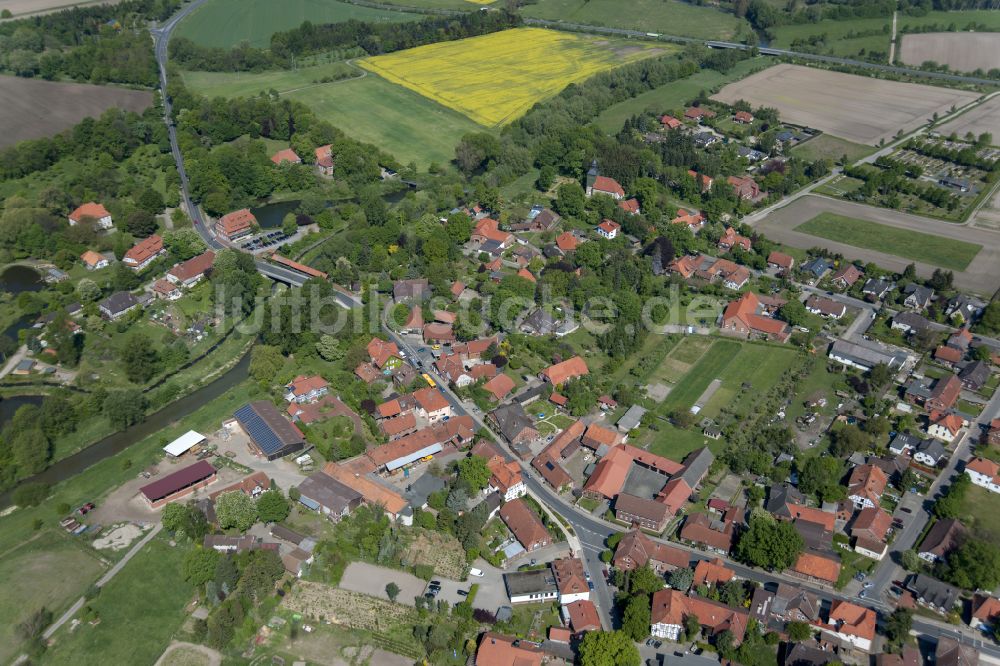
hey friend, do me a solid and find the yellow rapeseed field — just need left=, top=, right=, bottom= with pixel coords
left=359, top=27, right=664, bottom=127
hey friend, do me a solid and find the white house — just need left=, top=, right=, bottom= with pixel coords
left=69, top=202, right=113, bottom=229
left=913, top=439, right=946, bottom=466
left=966, top=457, right=1000, bottom=494
left=927, top=413, right=963, bottom=443
left=596, top=219, right=620, bottom=240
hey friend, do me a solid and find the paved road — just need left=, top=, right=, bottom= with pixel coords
left=43, top=523, right=164, bottom=640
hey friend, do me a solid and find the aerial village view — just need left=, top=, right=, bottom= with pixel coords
left=1, top=0, right=1000, bottom=665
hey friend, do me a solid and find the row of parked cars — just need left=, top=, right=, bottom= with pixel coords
left=60, top=502, right=96, bottom=534
left=239, top=230, right=289, bottom=251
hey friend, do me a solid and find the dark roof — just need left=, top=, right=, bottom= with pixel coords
left=522, top=309, right=556, bottom=335
left=959, top=360, right=990, bottom=389
left=491, top=403, right=536, bottom=442
left=907, top=573, right=961, bottom=610
left=140, top=460, right=216, bottom=502
left=99, top=291, right=138, bottom=314
left=235, top=401, right=305, bottom=458
left=915, top=438, right=946, bottom=461
left=784, top=642, right=837, bottom=666
left=296, top=471, right=361, bottom=512
left=919, top=518, right=965, bottom=558
left=615, top=493, right=670, bottom=523
left=903, top=283, right=934, bottom=304
left=270, top=524, right=307, bottom=545
left=765, top=483, right=805, bottom=515
left=504, top=569, right=557, bottom=597
left=893, top=311, right=929, bottom=332
left=678, top=447, right=714, bottom=488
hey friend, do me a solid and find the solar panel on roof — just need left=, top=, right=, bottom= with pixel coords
left=235, top=404, right=284, bottom=455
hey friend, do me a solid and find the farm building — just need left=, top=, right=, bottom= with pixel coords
left=139, top=460, right=217, bottom=508
left=162, top=430, right=207, bottom=458
left=234, top=401, right=306, bottom=461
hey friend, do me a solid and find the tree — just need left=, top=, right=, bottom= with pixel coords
left=778, top=299, right=808, bottom=327
left=669, top=567, right=694, bottom=591
left=256, top=489, right=290, bottom=523
left=282, top=213, right=298, bottom=237
left=76, top=277, right=101, bottom=302
left=457, top=455, right=491, bottom=492
left=315, top=335, right=343, bottom=361
left=830, top=424, right=868, bottom=457
left=555, top=182, right=586, bottom=217
left=579, top=630, right=640, bottom=666
left=621, top=594, right=651, bottom=641
left=682, top=613, right=701, bottom=641
left=798, top=456, right=845, bottom=502
left=883, top=608, right=912, bottom=647
left=787, top=621, right=813, bottom=641
left=124, top=210, right=158, bottom=237
left=103, top=390, right=147, bottom=429
left=939, top=538, right=1000, bottom=591
left=734, top=510, right=804, bottom=570
left=184, top=547, right=220, bottom=587
left=249, top=344, right=283, bottom=384
left=215, top=491, right=258, bottom=531
left=386, top=582, right=400, bottom=602
left=120, top=332, right=160, bottom=383
left=628, top=564, right=665, bottom=596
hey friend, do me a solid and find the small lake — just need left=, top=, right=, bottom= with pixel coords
left=0, top=394, right=44, bottom=428
left=251, top=188, right=410, bottom=228
left=0, top=265, right=44, bottom=295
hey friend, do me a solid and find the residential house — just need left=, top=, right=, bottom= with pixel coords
left=891, top=311, right=930, bottom=335
left=936, top=637, right=979, bottom=666
left=475, top=632, right=543, bottom=666
left=487, top=457, right=526, bottom=502
left=927, top=409, right=963, bottom=442
left=935, top=343, right=965, bottom=366
left=771, top=584, right=819, bottom=623
left=216, top=209, right=256, bottom=241
left=500, top=499, right=550, bottom=552
left=539, top=355, right=588, bottom=386
left=828, top=339, right=911, bottom=372
left=367, top=337, right=401, bottom=369
left=688, top=169, right=714, bottom=193
left=792, top=551, right=841, bottom=585
left=914, top=435, right=947, bottom=463
left=551, top=557, right=590, bottom=604
left=314, top=144, right=334, bottom=175
left=490, top=403, right=539, bottom=447
left=471, top=218, right=513, bottom=249
left=903, top=283, right=934, bottom=310
left=927, top=374, right=962, bottom=412
left=679, top=510, right=741, bottom=554
left=614, top=493, right=671, bottom=532
left=596, top=219, right=620, bottom=240
left=295, top=470, right=362, bottom=521
left=152, top=278, right=181, bottom=301
left=694, top=131, right=718, bottom=148
left=800, top=258, right=833, bottom=281
left=847, top=464, right=887, bottom=510
left=727, top=175, right=761, bottom=200
left=850, top=507, right=892, bottom=560
left=555, top=231, right=579, bottom=253
left=831, top=264, right=864, bottom=289
left=906, top=573, right=960, bottom=614
left=587, top=175, right=625, bottom=200
left=918, top=518, right=965, bottom=563
left=284, top=375, right=329, bottom=404
left=671, top=208, right=706, bottom=233
left=692, top=558, right=735, bottom=587
left=619, top=198, right=641, bottom=215
left=166, top=250, right=216, bottom=286
left=959, top=360, right=990, bottom=391
left=413, top=387, right=451, bottom=422
left=805, top=295, right=846, bottom=318
left=80, top=250, right=109, bottom=270
left=393, top=278, right=431, bottom=302
left=660, top=114, right=682, bottom=129
left=123, top=235, right=165, bottom=271
left=718, top=226, right=751, bottom=252
left=483, top=373, right=515, bottom=402
left=69, top=201, right=113, bottom=229
left=616, top=405, right=647, bottom=433
left=767, top=251, right=795, bottom=272
left=684, top=107, right=717, bottom=121
left=563, top=599, right=601, bottom=633
left=817, top=600, right=876, bottom=652
left=270, top=148, right=301, bottom=165
left=966, top=456, right=1000, bottom=494
left=99, top=291, right=139, bottom=320
left=945, top=294, right=985, bottom=323
left=862, top=278, right=894, bottom=300
left=612, top=528, right=689, bottom=573
left=650, top=589, right=748, bottom=643
left=720, top=292, right=791, bottom=342
left=734, top=110, right=754, bottom=124
left=970, top=594, right=1000, bottom=631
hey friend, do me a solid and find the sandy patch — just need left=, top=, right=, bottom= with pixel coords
left=92, top=523, right=145, bottom=551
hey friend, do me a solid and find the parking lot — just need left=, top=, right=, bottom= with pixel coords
left=338, top=560, right=509, bottom=612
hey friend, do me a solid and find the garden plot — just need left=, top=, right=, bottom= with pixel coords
left=711, top=64, right=978, bottom=145
left=401, top=530, right=467, bottom=579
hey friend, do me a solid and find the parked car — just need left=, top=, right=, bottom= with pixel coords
left=457, top=589, right=469, bottom=597
left=469, top=568, right=484, bottom=577
left=77, top=502, right=95, bottom=515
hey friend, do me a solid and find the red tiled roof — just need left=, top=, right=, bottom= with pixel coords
left=414, top=387, right=449, bottom=413
left=168, top=250, right=215, bottom=283
left=651, top=589, right=747, bottom=642
left=851, top=506, right=892, bottom=541
left=354, top=363, right=381, bottom=384
left=69, top=201, right=110, bottom=222
left=287, top=374, right=328, bottom=397
left=767, top=251, right=794, bottom=269
left=827, top=600, right=876, bottom=641
left=660, top=115, right=682, bottom=129
left=500, top=498, right=550, bottom=550
left=793, top=551, right=841, bottom=583
left=934, top=345, right=963, bottom=364
left=487, top=457, right=522, bottom=494
left=619, top=198, right=640, bottom=214
left=657, top=477, right=692, bottom=515
left=476, top=633, right=543, bottom=666
left=153, top=278, right=178, bottom=296
left=123, top=235, right=164, bottom=266
left=591, top=176, right=624, bottom=197
left=271, top=253, right=327, bottom=279
left=556, top=232, right=579, bottom=252
left=734, top=111, right=754, bottom=123
left=473, top=217, right=512, bottom=244
left=218, top=209, right=256, bottom=236
left=381, top=412, right=417, bottom=437
left=367, top=337, right=400, bottom=368
left=722, top=292, right=790, bottom=338
left=967, top=456, right=1000, bottom=483
left=516, top=268, right=536, bottom=284
left=582, top=423, right=620, bottom=449
left=597, top=219, right=620, bottom=235
left=693, top=558, right=735, bottom=586
left=540, top=355, right=589, bottom=386
left=483, top=373, right=515, bottom=401
left=930, top=411, right=963, bottom=436
left=848, top=464, right=888, bottom=505
left=565, top=599, right=601, bottom=632
left=928, top=374, right=961, bottom=410
left=270, top=148, right=301, bottom=164
left=672, top=208, right=705, bottom=229
left=450, top=281, right=465, bottom=297
left=831, top=264, right=863, bottom=286
left=80, top=250, right=106, bottom=267
left=787, top=503, right=836, bottom=531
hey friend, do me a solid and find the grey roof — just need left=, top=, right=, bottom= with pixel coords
left=514, top=384, right=546, bottom=405
left=522, top=309, right=557, bottom=335
left=616, top=405, right=647, bottom=432
left=402, top=472, right=445, bottom=508
left=903, top=283, right=934, bottom=306
left=916, top=439, right=946, bottom=462
left=905, top=377, right=935, bottom=401
left=862, top=277, right=894, bottom=296
left=480, top=239, right=504, bottom=256
left=890, top=431, right=924, bottom=452
left=235, top=401, right=306, bottom=459
left=270, top=524, right=307, bottom=545
left=491, top=403, right=536, bottom=442
left=906, top=573, right=961, bottom=610
left=393, top=278, right=429, bottom=302
left=503, top=569, right=558, bottom=597
left=678, top=447, right=714, bottom=488
left=800, top=258, right=832, bottom=277
left=892, top=311, right=929, bottom=332
left=829, top=339, right=909, bottom=370
left=99, top=290, right=138, bottom=315
left=793, top=519, right=833, bottom=552
left=784, top=642, right=836, bottom=666
left=737, top=146, right=766, bottom=161
left=772, top=583, right=819, bottom=621
left=765, top=483, right=805, bottom=516
left=296, top=471, right=361, bottom=513
left=959, top=360, right=990, bottom=389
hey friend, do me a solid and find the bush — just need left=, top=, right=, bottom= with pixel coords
left=413, top=563, right=434, bottom=581
left=13, top=483, right=50, bottom=507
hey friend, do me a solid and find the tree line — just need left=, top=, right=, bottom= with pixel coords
left=169, top=9, right=522, bottom=72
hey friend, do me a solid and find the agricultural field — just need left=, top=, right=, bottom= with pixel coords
left=795, top=212, right=982, bottom=271
left=377, top=0, right=482, bottom=8
left=0, top=530, right=106, bottom=664
left=899, top=33, right=1000, bottom=74
left=43, top=536, right=195, bottom=666
left=179, top=61, right=361, bottom=98
left=937, top=95, right=1000, bottom=144
left=359, top=27, right=668, bottom=127
left=0, top=0, right=116, bottom=18
left=595, top=58, right=770, bottom=133
left=520, top=0, right=749, bottom=41
left=0, top=76, right=152, bottom=149
left=710, top=64, right=979, bottom=146
left=174, top=0, right=417, bottom=48
left=790, top=134, right=874, bottom=165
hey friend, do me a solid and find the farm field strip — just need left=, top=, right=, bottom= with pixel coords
left=936, top=94, right=1000, bottom=146
left=174, top=0, right=418, bottom=48
left=795, top=212, right=981, bottom=271
left=359, top=27, right=666, bottom=127
left=899, top=33, right=1000, bottom=75
left=710, top=64, right=979, bottom=146
left=179, top=61, right=362, bottom=98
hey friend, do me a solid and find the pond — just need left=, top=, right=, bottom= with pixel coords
left=251, top=188, right=411, bottom=228
left=0, top=265, right=44, bottom=295
left=0, top=394, right=44, bottom=428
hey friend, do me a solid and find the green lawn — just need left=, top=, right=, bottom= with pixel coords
left=955, top=485, right=1000, bottom=549
left=44, top=536, right=195, bottom=666
left=595, top=58, right=771, bottom=133
left=795, top=213, right=982, bottom=271
left=0, top=531, right=106, bottom=663
left=646, top=422, right=725, bottom=462
left=660, top=340, right=742, bottom=412
left=791, top=134, right=874, bottom=165
left=175, top=0, right=418, bottom=48
left=179, top=61, right=361, bottom=98
left=522, top=0, right=748, bottom=41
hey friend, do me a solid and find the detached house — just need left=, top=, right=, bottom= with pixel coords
left=805, top=295, right=846, bottom=319
left=216, top=209, right=256, bottom=241
left=69, top=201, right=113, bottom=229
left=500, top=498, right=550, bottom=552
left=285, top=375, right=329, bottom=404
left=720, top=292, right=791, bottom=342
left=314, top=144, right=334, bottom=176
left=966, top=456, right=1000, bottom=494
left=831, top=264, right=863, bottom=289
left=539, top=355, right=589, bottom=386
left=123, top=235, right=166, bottom=271
left=596, top=219, right=620, bottom=240
left=99, top=291, right=139, bottom=320
left=903, top=283, right=934, bottom=310
left=927, top=412, right=963, bottom=443
left=651, top=590, right=748, bottom=644
left=81, top=250, right=109, bottom=270
left=767, top=251, right=794, bottom=272
left=818, top=600, right=876, bottom=652
left=688, top=169, right=714, bottom=193
left=727, top=175, right=761, bottom=200
left=166, top=250, right=215, bottom=286
left=718, top=226, right=751, bottom=252
left=847, top=464, right=887, bottom=510
left=487, top=457, right=525, bottom=502
left=270, top=148, right=301, bottom=165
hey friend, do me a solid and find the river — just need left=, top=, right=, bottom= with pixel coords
left=0, top=352, right=250, bottom=506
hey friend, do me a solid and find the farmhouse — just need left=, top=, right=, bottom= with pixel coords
left=81, top=250, right=109, bottom=270
left=216, top=209, right=256, bottom=241
left=323, top=463, right=409, bottom=521
left=167, top=250, right=215, bottom=286
left=140, top=460, right=217, bottom=508
left=720, top=292, right=791, bottom=342
left=69, top=201, right=113, bottom=229
left=270, top=148, right=301, bottom=165
left=613, top=528, right=689, bottom=573
left=500, top=498, right=550, bottom=552
left=123, top=235, right=165, bottom=271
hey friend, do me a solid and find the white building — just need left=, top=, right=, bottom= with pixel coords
left=966, top=457, right=1000, bottom=494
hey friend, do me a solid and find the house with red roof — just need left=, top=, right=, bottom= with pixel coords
left=720, top=292, right=791, bottom=342
left=270, top=148, right=301, bottom=165
left=367, top=337, right=401, bottom=369
left=718, top=227, right=751, bottom=252
left=831, top=264, right=864, bottom=289
left=555, top=231, right=579, bottom=253
left=818, top=600, right=876, bottom=652
left=539, top=355, right=589, bottom=386
left=679, top=508, right=742, bottom=554
left=167, top=250, right=215, bottom=286
left=123, top=235, right=165, bottom=271
left=660, top=114, right=682, bottom=129
left=483, top=373, right=515, bottom=402
left=216, top=209, right=256, bottom=241
left=693, top=558, right=735, bottom=587
left=848, top=464, right=888, bottom=510
left=613, top=528, right=689, bottom=573
left=971, top=594, right=1000, bottom=631
left=516, top=268, right=536, bottom=284
left=926, top=374, right=962, bottom=412
left=587, top=175, right=625, bottom=200
left=487, top=457, right=525, bottom=501
left=314, top=145, right=334, bottom=176
left=284, top=375, right=329, bottom=404
left=69, top=202, right=113, bottom=229
left=727, top=175, right=762, bottom=200
left=475, top=632, right=543, bottom=666
left=966, top=456, right=1000, bottom=494
left=927, top=411, right=964, bottom=442
left=596, top=219, right=620, bottom=240
left=619, top=198, right=641, bottom=215
left=934, top=344, right=964, bottom=366
left=564, top=599, right=601, bottom=633
left=672, top=208, right=706, bottom=233
left=152, top=278, right=181, bottom=301
left=471, top=218, right=513, bottom=248
left=413, top=387, right=452, bottom=422
left=688, top=169, right=714, bottom=192
left=734, top=110, right=754, bottom=124
left=767, top=251, right=794, bottom=271
left=81, top=250, right=109, bottom=271
left=684, top=107, right=717, bottom=121
left=500, top=498, right=550, bottom=551
left=651, top=589, right=747, bottom=643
